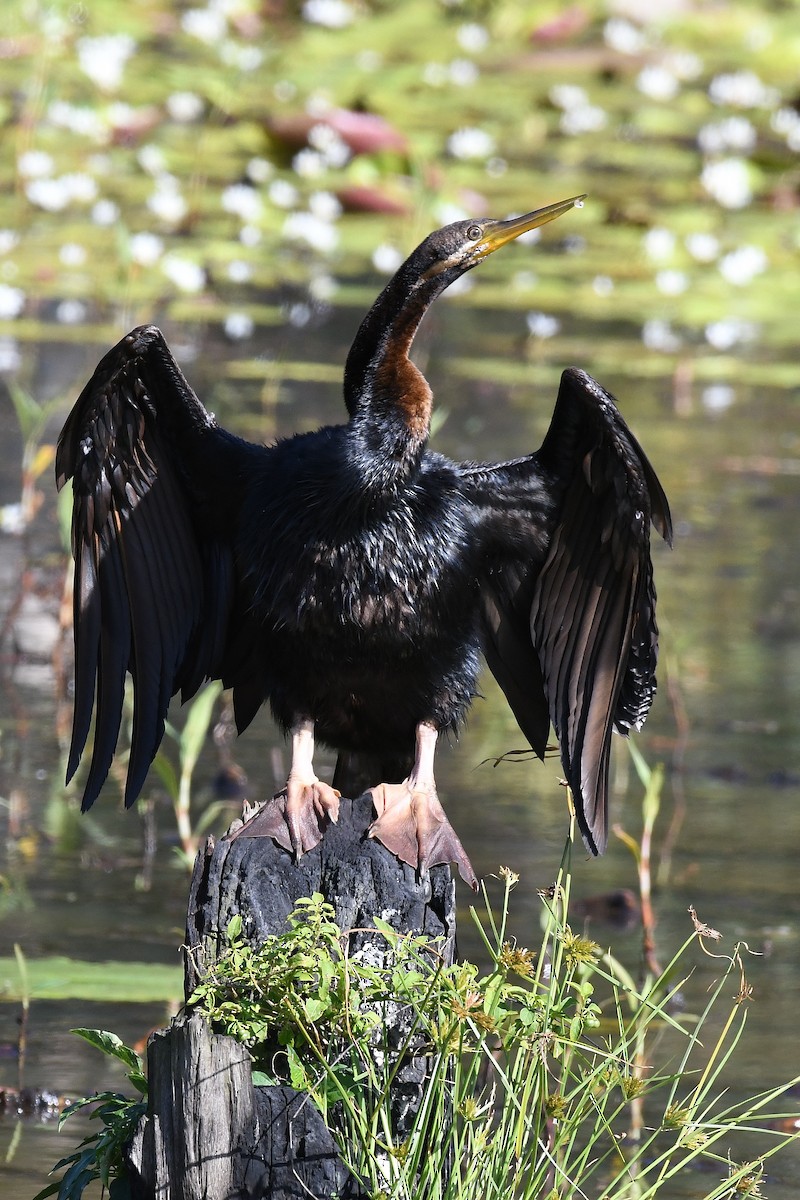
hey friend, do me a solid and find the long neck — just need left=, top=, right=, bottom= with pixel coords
left=344, top=260, right=445, bottom=475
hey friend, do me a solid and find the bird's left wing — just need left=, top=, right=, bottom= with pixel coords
left=56, top=325, right=248, bottom=811
left=465, top=367, right=672, bottom=854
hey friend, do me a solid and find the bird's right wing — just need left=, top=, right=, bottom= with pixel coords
left=56, top=325, right=250, bottom=810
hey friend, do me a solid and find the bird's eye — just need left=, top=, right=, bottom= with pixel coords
left=466, top=224, right=483, bottom=241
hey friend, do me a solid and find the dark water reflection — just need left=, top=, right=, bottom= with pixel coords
left=1, top=303, right=799, bottom=1194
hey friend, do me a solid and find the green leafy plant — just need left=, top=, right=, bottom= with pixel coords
left=152, top=678, right=225, bottom=863
left=2, top=383, right=60, bottom=536
left=34, top=1030, right=147, bottom=1200
left=40, top=761, right=800, bottom=1199
left=187, top=858, right=800, bottom=1199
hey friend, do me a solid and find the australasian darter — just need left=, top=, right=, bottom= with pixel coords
left=56, top=195, right=672, bottom=889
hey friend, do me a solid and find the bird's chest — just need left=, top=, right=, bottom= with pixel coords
left=256, top=491, right=479, bottom=650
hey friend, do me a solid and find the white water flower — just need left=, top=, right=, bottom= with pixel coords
left=308, top=272, right=337, bottom=302
left=269, top=179, right=299, bottom=209
left=147, top=180, right=188, bottom=225
left=604, top=17, right=646, bottom=55
left=48, top=100, right=106, bottom=140
left=718, top=244, right=767, bottom=286
left=105, top=104, right=141, bottom=134
left=26, top=178, right=70, bottom=210
left=309, top=191, right=342, bottom=221
left=560, top=105, right=607, bottom=135
left=227, top=259, right=252, bottom=283
left=697, top=116, right=757, bottom=155
left=457, top=23, right=489, bottom=53
left=526, top=311, right=560, bottom=339
left=221, top=184, right=263, bottom=222
left=372, top=243, right=403, bottom=274
left=224, top=312, right=254, bottom=340
left=247, top=157, right=273, bottom=184
left=701, top=158, right=752, bottom=209
left=449, top=59, right=480, bottom=87
left=287, top=301, right=312, bottom=327
left=643, top=227, right=676, bottom=262
left=92, top=199, right=119, bottom=225
left=656, top=269, right=689, bottom=296
left=181, top=8, right=227, bottom=43
left=0, top=337, right=22, bottom=371
left=771, top=107, right=800, bottom=151
left=62, top=173, right=98, bottom=203
left=307, top=124, right=351, bottom=167
left=239, top=225, right=262, bottom=247
left=550, top=84, right=588, bottom=111
left=166, top=92, right=204, bottom=122
left=669, top=51, right=703, bottom=81
left=293, top=149, right=326, bottom=178
left=445, top=274, right=473, bottom=298
left=434, top=201, right=469, bottom=225
left=59, top=242, right=87, bottom=267
left=0, top=231, right=20, bottom=255
left=685, top=232, right=720, bottom=262
left=138, top=145, right=167, bottom=175
left=705, top=318, right=758, bottom=350
left=642, top=319, right=681, bottom=352
left=56, top=299, right=87, bottom=324
left=302, top=0, right=355, bottom=28
left=161, top=255, right=205, bottom=293
left=219, top=42, right=264, bottom=71
left=708, top=70, right=778, bottom=109
left=423, top=62, right=449, bottom=87
left=637, top=65, right=680, bottom=102
left=130, top=232, right=164, bottom=267
left=18, top=150, right=54, bottom=178
left=0, top=285, right=25, bottom=318
left=77, top=35, right=135, bottom=91
left=702, top=384, right=735, bottom=412
left=283, top=212, right=339, bottom=253
left=447, top=127, right=495, bottom=160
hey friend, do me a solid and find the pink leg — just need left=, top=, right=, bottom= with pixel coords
left=227, top=718, right=340, bottom=856
left=368, top=723, right=478, bottom=890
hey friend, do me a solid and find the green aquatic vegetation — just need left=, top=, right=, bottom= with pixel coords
left=34, top=848, right=800, bottom=1198
left=0, top=0, right=798, bottom=375
left=0, top=953, right=180, bottom=1002
left=33, top=1029, right=147, bottom=1200
left=186, top=864, right=799, bottom=1199
left=153, top=679, right=225, bottom=864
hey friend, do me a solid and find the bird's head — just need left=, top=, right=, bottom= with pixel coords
left=414, top=194, right=587, bottom=287
left=344, top=192, right=586, bottom=423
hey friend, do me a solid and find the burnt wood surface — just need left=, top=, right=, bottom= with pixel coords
left=126, top=795, right=457, bottom=1199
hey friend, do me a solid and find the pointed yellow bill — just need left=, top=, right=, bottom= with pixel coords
left=476, top=194, right=586, bottom=259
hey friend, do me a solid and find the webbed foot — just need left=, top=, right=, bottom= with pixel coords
left=224, top=718, right=339, bottom=857
left=368, top=779, right=478, bottom=890
left=227, top=776, right=340, bottom=856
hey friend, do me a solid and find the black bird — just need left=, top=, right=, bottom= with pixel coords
left=56, top=195, right=672, bottom=888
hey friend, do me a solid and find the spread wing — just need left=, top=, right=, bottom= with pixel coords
left=468, top=367, right=672, bottom=854
left=56, top=325, right=254, bottom=811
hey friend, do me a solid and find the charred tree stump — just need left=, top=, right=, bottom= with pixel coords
left=126, top=795, right=457, bottom=1199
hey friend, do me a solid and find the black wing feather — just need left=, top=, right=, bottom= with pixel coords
left=56, top=325, right=248, bottom=810
left=470, top=367, right=672, bottom=855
